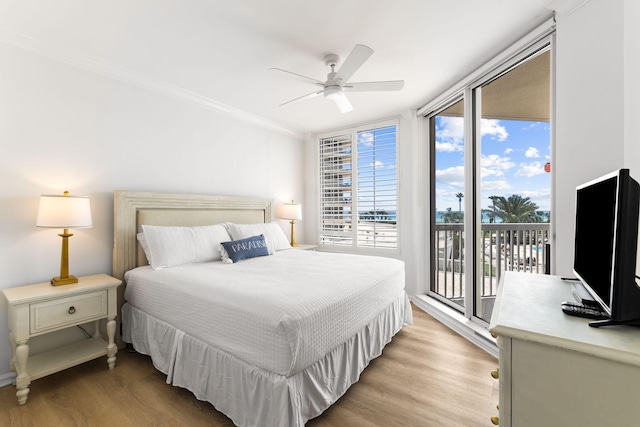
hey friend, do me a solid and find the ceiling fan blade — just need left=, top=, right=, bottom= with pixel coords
left=345, top=80, right=405, bottom=92
left=268, top=68, right=326, bottom=87
left=332, top=92, right=353, bottom=113
left=334, top=44, right=373, bottom=83
left=279, top=90, right=323, bottom=107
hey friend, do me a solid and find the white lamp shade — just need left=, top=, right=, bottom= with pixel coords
left=281, top=202, right=302, bottom=221
left=36, top=194, right=93, bottom=228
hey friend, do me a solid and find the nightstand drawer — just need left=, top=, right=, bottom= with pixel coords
left=30, top=290, right=108, bottom=335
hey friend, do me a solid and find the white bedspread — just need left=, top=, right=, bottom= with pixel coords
left=124, top=249, right=406, bottom=376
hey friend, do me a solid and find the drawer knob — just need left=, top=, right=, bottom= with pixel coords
left=68, top=306, right=76, bottom=314
left=491, top=416, right=499, bottom=425
left=490, top=332, right=498, bottom=338
left=491, top=369, right=499, bottom=379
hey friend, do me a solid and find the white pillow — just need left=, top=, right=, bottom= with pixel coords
left=141, top=224, right=231, bottom=269
left=220, top=244, right=232, bottom=264
left=136, top=232, right=151, bottom=264
left=225, top=222, right=291, bottom=254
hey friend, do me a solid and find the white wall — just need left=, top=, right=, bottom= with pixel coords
left=554, top=0, right=636, bottom=276
left=624, top=0, right=640, bottom=277
left=624, top=0, right=640, bottom=173
left=0, top=43, right=305, bottom=384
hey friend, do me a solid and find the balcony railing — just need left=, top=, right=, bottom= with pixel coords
left=433, top=223, right=550, bottom=300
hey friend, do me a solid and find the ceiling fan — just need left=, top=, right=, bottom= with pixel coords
left=269, top=44, right=404, bottom=113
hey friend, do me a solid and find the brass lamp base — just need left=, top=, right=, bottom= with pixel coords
left=51, top=275, right=78, bottom=286
left=289, top=220, right=298, bottom=247
left=50, top=229, right=78, bottom=286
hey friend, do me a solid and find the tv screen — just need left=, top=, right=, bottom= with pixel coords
left=573, top=174, right=617, bottom=310
left=573, top=168, right=640, bottom=326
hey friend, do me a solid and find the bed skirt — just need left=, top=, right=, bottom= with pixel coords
left=122, top=291, right=412, bottom=427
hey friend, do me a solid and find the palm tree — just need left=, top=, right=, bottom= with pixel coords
left=487, top=194, right=539, bottom=223
left=441, top=208, right=464, bottom=262
left=441, top=207, right=464, bottom=223
left=488, top=195, right=498, bottom=223
left=486, top=194, right=541, bottom=245
left=455, top=192, right=464, bottom=213
left=531, top=210, right=550, bottom=223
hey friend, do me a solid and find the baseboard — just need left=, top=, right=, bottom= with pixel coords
left=410, top=295, right=499, bottom=359
left=0, top=371, right=16, bottom=388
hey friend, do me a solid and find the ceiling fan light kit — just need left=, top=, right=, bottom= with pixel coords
left=270, top=44, right=404, bottom=114
left=323, top=85, right=342, bottom=99
left=325, top=87, right=353, bottom=113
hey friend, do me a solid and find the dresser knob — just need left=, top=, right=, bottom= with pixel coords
left=491, top=332, right=498, bottom=338
left=68, top=306, right=76, bottom=314
left=491, top=369, right=499, bottom=379
left=491, top=416, right=499, bottom=425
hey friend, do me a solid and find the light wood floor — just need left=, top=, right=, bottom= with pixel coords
left=0, top=304, right=499, bottom=426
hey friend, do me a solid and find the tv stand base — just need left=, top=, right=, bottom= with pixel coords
left=589, top=318, right=640, bottom=328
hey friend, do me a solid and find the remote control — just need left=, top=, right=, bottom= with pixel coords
left=571, top=282, right=600, bottom=307
left=561, top=301, right=609, bottom=320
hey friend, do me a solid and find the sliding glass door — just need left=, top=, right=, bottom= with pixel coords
left=428, top=45, right=552, bottom=325
left=429, top=98, right=466, bottom=310
left=473, top=49, right=551, bottom=322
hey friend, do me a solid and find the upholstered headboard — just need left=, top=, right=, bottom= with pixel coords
left=113, top=190, right=273, bottom=279
left=112, top=190, right=273, bottom=346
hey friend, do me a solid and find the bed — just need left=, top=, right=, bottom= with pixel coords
left=112, top=190, right=412, bottom=427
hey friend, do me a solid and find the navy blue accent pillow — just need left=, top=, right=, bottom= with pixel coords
left=220, top=234, right=269, bottom=263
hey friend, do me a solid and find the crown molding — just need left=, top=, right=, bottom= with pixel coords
left=0, top=28, right=301, bottom=138
left=548, top=0, right=591, bottom=16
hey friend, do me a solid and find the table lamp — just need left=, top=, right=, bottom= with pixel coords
left=36, top=191, right=92, bottom=286
left=281, top=200, right=302, bottom=247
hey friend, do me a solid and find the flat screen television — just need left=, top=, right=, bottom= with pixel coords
left=573, top=168, right=640, bottom=327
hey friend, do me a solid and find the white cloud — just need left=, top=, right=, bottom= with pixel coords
left=358, top=131, right=374, bottom=146
left=438, top=116, right=464, bottom=139
left=480, top=154, right=515, bottom=178
left=525, top=147, right=540, bottom=158
left=435, top=165, right=464, bottom=189
left=435, top=140, right=462, bottom=152
left=520, top=189, right=550, bottom=199
left=515, top=161, right=545, bottom=178
left=435, top=116, right=464, bottom=153
left=504, top=148, right=513, bottom=154
left=482, top=180, right=513, bottom=191
left=481, top=119, right=508, bottom=141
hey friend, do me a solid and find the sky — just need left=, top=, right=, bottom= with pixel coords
left=435, top=116, right=551, bottom=213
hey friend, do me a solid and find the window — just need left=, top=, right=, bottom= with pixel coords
left=318, top=120, right=398, bottom=251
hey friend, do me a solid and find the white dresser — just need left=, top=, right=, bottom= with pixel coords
left=489, top=272, right=640, bottom=426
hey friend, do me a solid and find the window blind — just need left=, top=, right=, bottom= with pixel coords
left=318, top=121, right=398, bottom=250
left=319, top=133, right=353, bottom=246
left=356, top=124, right=398, bottom=248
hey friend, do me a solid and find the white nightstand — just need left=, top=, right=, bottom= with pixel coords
left=1, top=274, right=121, bottom=405
left=292, top=244, right=317, bottom=251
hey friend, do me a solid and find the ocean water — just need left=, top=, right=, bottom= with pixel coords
left=358, top=210, right=397, bottom=221
left=434, top=211, right=498, bottom=223
left=357, top=210, right=549, bottom=223
left=434, top=211, right=550, bottom=223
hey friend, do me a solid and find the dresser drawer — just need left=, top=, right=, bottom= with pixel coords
left=30, top=290, right=108, bottom=335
